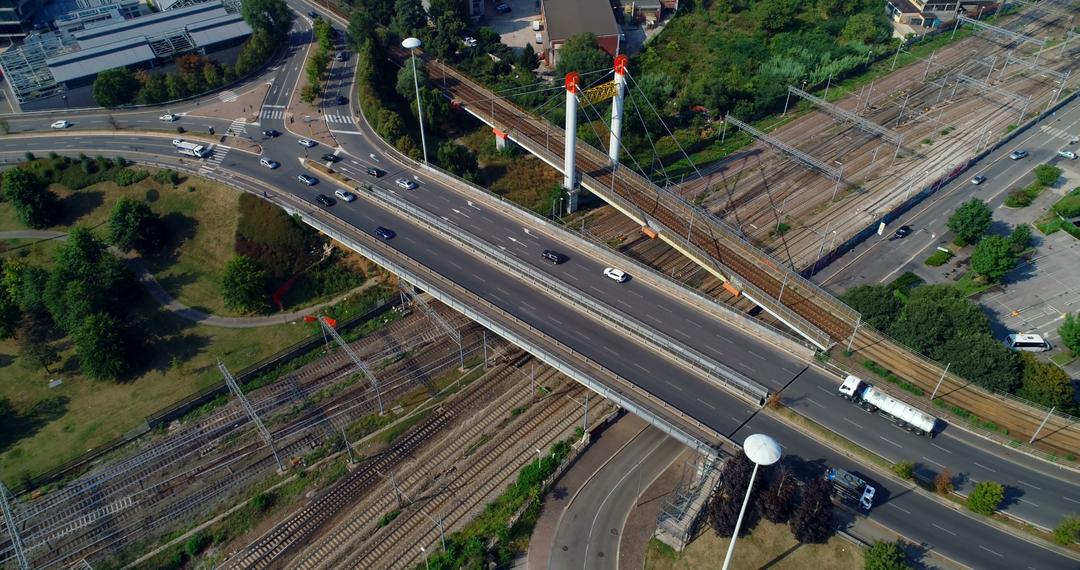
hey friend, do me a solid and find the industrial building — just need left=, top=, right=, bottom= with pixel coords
left=540, top=0, right=621, bottom=67
left=0, top=0, right=248, bottom=111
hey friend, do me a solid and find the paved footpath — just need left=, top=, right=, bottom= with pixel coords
left=0, top=230, right=354, bottom=328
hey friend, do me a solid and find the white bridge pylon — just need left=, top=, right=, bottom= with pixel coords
left=563, top=54, right=629, bottom=214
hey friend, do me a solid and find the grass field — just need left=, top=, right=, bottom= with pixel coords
left=644, top=521, right=862, bottom=570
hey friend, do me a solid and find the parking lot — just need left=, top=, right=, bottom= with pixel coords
left=486, top=0, right=544, bottom=53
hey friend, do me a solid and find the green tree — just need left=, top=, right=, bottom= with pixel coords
left=241, top=0, right=292, bottom=38
left=970, top=235, right=1016, bottom=282
left=946, top=198, right=993, bottom=244
left=789, top=477, right=834, bottom=544
left=936, top=333, right=1019, bottom=393
left=355, top=0, right=393, bottom=25
left=222, top=256, right=268, bottom=313
left=436, top=142, right=479, bottom=182
left=74, top=312, right=128, bottom=380
left=519, top=42, right=540, bottom=71
left=1059, top=313, right=1080, bottom=355
left=428, top=14, right=466, bottom=59
left=235, top=30, right=277, bottom=77
left=3, top=168, right=58, bottom=228
left=396, top=56, right=428, bottom=101
left=840, top=285, right=901, bottom=331
left=1053, top=515, right=1080, bottom=546
left=347, top=8, right=376, bottom=51
left=753, top=0, right=799, bottom=33
left=92, top=68, right=139, bottom=108
left=314, top=19, right=334, bottom=52
left=18, top=313, right=60, bottom=373
left=966, top=480, right=1005, bottom=515
left=1033, top=164, right=1062, bottom=186
left=554, top=33, right=612, bottom=78
left=428, top=0, right=466, bottom=21
left=841, top=12, right=887, bottom=44
left=1008, top=223, right=1032, bottom=252
left=391, top=0, right=426, bottom=39
left=0, top=284, right=18, bottom=339
left=892, top=460, right=914, bottom=480
left=108, top=197, right=163, bottom=254
left=864, top=540, right=912, bottom=570
left=1017, top=353, right=1076, bottom=408
left=891, top=285, right=990, bottom=357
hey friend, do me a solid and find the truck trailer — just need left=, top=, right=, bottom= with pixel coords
left=826, top=466, right=875, bottom=510
left=838, top=375, right=938, bottom=436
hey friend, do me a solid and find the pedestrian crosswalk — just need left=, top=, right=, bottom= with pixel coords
left=226, top=119, right=248, bottom=136
left=324, top=113, right=353, bottom=124
left=199, top=144, right=230, bottom=176
left=219, top=90, right=238, bottom=102
left=259, top=108, right=286, bottom=120
left=257, top=107, right=353, bottom=125
left=1041, top=125, right=1079, bottom=143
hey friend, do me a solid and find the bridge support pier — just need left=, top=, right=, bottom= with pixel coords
left=564, top=71, right=580, bottom=214
left=608, top=55, right=628, bottom=169
left=493, top=128, right=510, bottom=152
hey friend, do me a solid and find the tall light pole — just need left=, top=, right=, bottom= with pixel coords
left=721, top=434, right=782, bottom=570
left=402, top=37, right=428, bottom=164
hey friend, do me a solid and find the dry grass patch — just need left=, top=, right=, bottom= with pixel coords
left=645, top=521, right=862, bottom=570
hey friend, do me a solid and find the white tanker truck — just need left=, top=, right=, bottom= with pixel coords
left=837, top=375, right=938, bottom=437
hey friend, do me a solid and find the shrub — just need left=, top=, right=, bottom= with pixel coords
left=1033, top=164, right=1063, bottom=186
left=1004, top=189, right=1033, bottom=208
left=924, top=249, right=953, bottom=266
left=934, top=470, right=953, bottom=494
left=113, top=168, right=149, bottom=187
left=250, top=493, right=272, bottom=512
left=184, top=533, right=211, bottom=557
left=153, top=169, right=182, bottom=185
left=966, top=480, right=1004, bottom=515
left=1053, top=515, right=1080, bottom=545
left=892, top=461, right=915, bottom=480
left=24, top=151, right=34, bottom=161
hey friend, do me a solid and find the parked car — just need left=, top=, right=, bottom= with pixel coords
left=375, top=226, right=396, bottom=239
left=366, top=167, right=384, bottom=177
left=297, top=174, right=318, bottom=185
left=463, top=36, right=478, bottom=47
left=298, top=138, right=317, bottom=148
left=321, top=153, right=340, bottom=162
left=495, top=2, right=511, bottom=13
left=50, top=119, right=71, bottom=129
left=603, top=267, right=629, bottom=283
left=263, top=129, right=280, bottom=137
left=159, top=113, right=178, bottom=122
left=541, top=249, right=567, bottom=264
left=970, top=175, right=987, bottom=185
left=1057, top=149, right=1077, bottom=160
left=1009, top=149, right=1029, bottom=160
left=315, top=194, right=334, bottom=207
left=335, top=189, right=356, bottom=202
left=259, top=158, right=280, bottom=169
left=893, top=225, right=912, bottom=239
left=395, top=177, right=417, bottom=190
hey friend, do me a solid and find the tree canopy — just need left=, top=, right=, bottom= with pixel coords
left=437, top=142, right=479, bottom=182
left=946, top=199, right=992, bottom=244
left=864, top=540, right=912, bottom=570
left=890, top=285, right=989, bottom=357
left=840, top=285, right=901, bottom=331
left=966, top=480, right=1004, bottom=515
left=970, top=235, right=1016, bottom=282
left=74, top=312, right=129, bottom=380
left=555, top=34, right=613, bottom=79
left=108, top=197, right=164, bottom=254
left=708, top=453, right=761, bottom=537
left=789, top=477, right=833, bottom=543
left=241, top=0, right=292, bottom=39
left=936, top=333, right=1019, bottom=393
left=92, top=68, right=140, bottom=108
left=1017, top=353, right=1076, bottom=409
left=391, top=0, right=427, bottom=40
left=3, top=168, right=58, bottom=229
left=1059, top=313, right=1080, bottom=355
left=221, top=256, right=268, bottom=313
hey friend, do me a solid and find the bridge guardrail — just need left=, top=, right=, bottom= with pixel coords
left=362, top=183, right=771, bottom=406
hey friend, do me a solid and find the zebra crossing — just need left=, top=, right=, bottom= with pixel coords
left=226, top=119, right=248, bottom=136
left=259, top=107, right=286, bottom=120
left=257, top=107, right=353, bottom=126
left=199, top=144, right=230, bottom=176
left=1041, top=125, right=1079, bottom=143
left=218, top=90, right=239, bottom=102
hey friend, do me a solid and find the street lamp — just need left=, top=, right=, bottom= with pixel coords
left=721, top=433, right=782, bottom=570
left=402, top=37, right=428, bottom=164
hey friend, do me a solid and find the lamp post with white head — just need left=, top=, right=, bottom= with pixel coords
left=721, top=433, right=782, bottom=570
left=401, top=37, right=428, bottom=164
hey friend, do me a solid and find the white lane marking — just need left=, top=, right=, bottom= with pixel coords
left=696, top=398, right=716, bottom=409
left=842, top=418, right=863, bottom=428
left=1018, top=498, right=1040, bottom=508
left=887, top=503, right=910, bottom=514
left=978, top=546, right=1003, bottom=558
left=972, top=461, right=997, bottom=473
left=633, top=363, right=650, bottom=373
left=879, top=436, right=903, bottom=449
left=931, top=443, right=953, bottom=454
left=466, top=200, right=481, bottom=210
left=495, top=287, right=510, bottom=296
left=445, top=260, right=462, bottom=270
left=589, top=285, right=604, bottom=295
left=1063, top=496, right=1080, bottom=505
left=747, top=350, right=767, bottom=361
left=603, top=345, right=618, bottom=356
left=451, top=208, right=470, bottom=218
left=688, top=320, right=702, bottom=329
left=617, top=299, right=633, bottom=309
left=645, top=314, right=663, bottom=325
left=574, top=330, right=590, bottom=341
left=816, top=385, right=833, bottom=395
left=664, top=380, right=684, bottom=391
left=521, top=301, right=537, bottom=311
left=921, top=456, right=946, bottom=468
left=805, top=397, right=826, bottom=409
left=566, top=273, right=580, bottom=281
left=673, top=328, right=690, bottom=338
left=550, top=317, right=564, bottom=325
left=658, top=304, right=674, bottom=313
left=931, top=523, right=957, bottom=536
left=1016, top=480, right=1042, bottom=491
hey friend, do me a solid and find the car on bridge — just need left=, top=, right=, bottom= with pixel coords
left=315, top=194, right=334, bottom=207
left=259, top=158, right=280, bottom=169
left=367, top=167, right=384, bottom=177
left=375, top=226, right=396, bottom=240
left=51, top=120, right=71, bottom=129
left=297, top=174, right=318, bottom=186
left=893, top=225, right=912, bottom=239
left=1009, top=149, right=1029, bottom=160
left=298, top=138, right=317, bottom=148
left=603, top=267, right=629, bottom=283
left=395, top=177, right=417, bottom=190
left=335, top=190, right=356, bottom=202
left=159, top=113, right=178, bottom=122
left=971, top=175, right=987, bottom=185
left=542, top=250, right=568, bottom=264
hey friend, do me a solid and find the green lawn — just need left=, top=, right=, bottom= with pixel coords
left=955, top=272, right=995, bottom=297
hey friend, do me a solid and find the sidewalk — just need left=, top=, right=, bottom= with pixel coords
left=527, top=413, right=647, bottom=570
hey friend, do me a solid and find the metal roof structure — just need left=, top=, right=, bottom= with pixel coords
left=541, top=0, right=619, bottom=43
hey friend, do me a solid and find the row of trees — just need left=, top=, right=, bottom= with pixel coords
left=300, top=19, right=336, bottom=104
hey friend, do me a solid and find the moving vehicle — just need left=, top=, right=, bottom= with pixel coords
left=837, top=375, right=937, bottom=436
left=375, top=226, right=396, bottom=239
left=542, top=250, right=567, bottom=264
left=173, top=139, right=211, bottom=158
left=971, top=175, right=987, bottom=185
left=335, top=189, right=356, bottom=202
left=298, top=138, right=317, bottom=148
left=335, top=51, right=347, bottom=61
left=51, top=120, right=71, bottom=129
left=367, top=167, right=384, bottom=177
left=1006, top=333, right=1051, bottom=352
left=495, top=2, right=510, bottom=13
left=395, top=177, right=417, bottom=190
left=315, top=194, right=334, bottom=207
left=259, top=158, right=279, bottom=169
left=1009, top=149, right=1029, bottom=160
left=1058, top=150, right=1077, bottom=160
left=159, top=113, right=178, bottom=122
left=825, top=467, right=875, bottom=511
left=893, top=225, right=912, bottom=239
left=321, top=153, right=339, bottom=162
left=335, top=95, right=348, bottom=105
left=297, top=173, right=318, bottom=185
left=603, top=267, right=629, bottom=282
left=263, top=129, right=280, bottom=137
left=307, top=9, right=318, bottom=17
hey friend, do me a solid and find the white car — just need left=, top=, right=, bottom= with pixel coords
left=172, top=138, right=184, bottom=146
left=50, top=120, right=71, bottom=129
left=334, top=189, right=356, bottom=202
left=603, top=267, right=628, bottom=283
left=970, top=175, right=987, bottom=185
left=1058, top=150, right=1077, bottom=160
left=463, top=36, right=478, bottom=47
left=298, top=139, right=316, bottom=148
left=159, top=113, right=178, bottom=122
left=259, top=158, right=280, bottom=169
left=395, top=177, right=417, bottom=190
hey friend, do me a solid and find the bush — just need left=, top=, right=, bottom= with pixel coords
left=892, top=461, right=915, bottom=480
left=966, top=480, right=1004, bottom=515
left=184, top=533, right=211, bottom=557
left=1053, top=515, right=1080, bottom=545
left=250, top=493, right=272, bottom=512
left=113, top=168, right=149, bottom=187
left=864, top=540, right=912, bottom=570
left=934, top=470, right=953, bottom=494
left=1033, top=164, right=1063, bottom=186
left=1004, top=189, right=1033, bottom=208
left=924, top=249, right=952, bottom=266
left=153, top=169, right=182, bottom=185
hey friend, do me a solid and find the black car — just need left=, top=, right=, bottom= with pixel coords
left=893, top=225, right=912, bottom=239
left=375, top=226, right=396, bottom=240
left=315, top=194, right=334, bottom=207
left=495, top=2, right=511, bottom=13
left=366, top=167, right=383, bottom=177
left=307, top=10, right=318, bottom=18
left=321, top=153, right=340, bottom=162
left=263, top=129, right=280, bottom=137
left=335, top=95, right=348, bottom=105
left=542, top=249, right=568, bottom=264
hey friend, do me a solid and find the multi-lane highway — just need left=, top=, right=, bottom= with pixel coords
left=2, top=4, right=1078, bottom=567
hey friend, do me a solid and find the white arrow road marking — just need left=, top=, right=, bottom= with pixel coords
left=451, top=208, right=470, bottom=218
left=467, top=200, right=481, bottom=210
